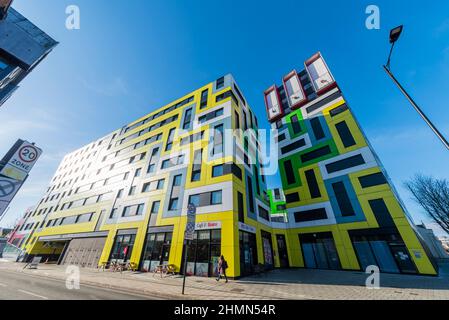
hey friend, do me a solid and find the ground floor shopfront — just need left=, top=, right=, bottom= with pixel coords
left=27, top=220, right=437, bottom=277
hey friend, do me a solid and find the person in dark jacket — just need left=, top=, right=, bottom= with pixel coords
left=216, top=255, right=228, bottom=282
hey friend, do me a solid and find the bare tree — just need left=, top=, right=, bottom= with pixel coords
left=405, top=174, right=449, bottom=235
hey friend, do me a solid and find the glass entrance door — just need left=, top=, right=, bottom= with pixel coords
left=276, top=235, right=289, bottom=268
left=390, top=245, right=417, bottom=274
left=299, top=232, right=341, bottom=270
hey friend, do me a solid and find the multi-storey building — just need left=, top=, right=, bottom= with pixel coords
left=0, top=2, right=58, bottom=107
left=24, top=75, right=276, bottom=278
left=264, top=52, right=437, bottom=275
left=268, top=188, right=287, bottom=223
left=6, top=206, right=34, bottom=249
left=21, top=52, right=438, bottom=277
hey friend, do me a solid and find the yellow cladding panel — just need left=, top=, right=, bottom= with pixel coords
left=323, top=100, right=368, bottom=154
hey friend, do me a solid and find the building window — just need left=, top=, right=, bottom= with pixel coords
left=242, top=110, right=248, bottom=130
left=110, top=234, right=136, bottom=263
left=185, top=230, right=222, bottom=277
left=213, top=124, right=224, bottom=155
left=358, top=172, right=387, bottom=188
left=258, top=206, right=270, bottom=221
left=191, top=149, right=202, bottom=182
left=325, top=154, right=365, bottom=174
left=128, top=185, right=137, bottom=196
left=237, top=192, right=244, bottom=223
left=294, top=208, right=327, bottom=222
left=283, top=160, right=296, bottom=185
left=141, top=232, right=173, bottom=272
left=165, top=128, right=176, bottom=151
left=183, top=108, right=193, bottom=130
left=0, top=59, right=8, bottom=70
left=168, top=198, right=179, bottom=211
left=305, top=169, right=321, bottom=198
left=156, top=179, right=165, bottom=190
left=253, top=165, right=261, bottom=195
left=300, top=145, right=332, bottom=163
left=173, top=175, right=182, bottom=186
left=147, top=163, right=155, bottom=173
left=200, top=89, right=209, bottom=109
left=134, top=168, right=142, bottom=177
left=122, top=203, right=144, bottom=217
left=216, top=76, right=225, bottom=90
left=188, top=194, right=201, bottom=207
left=142, top=182, right=151, bottom=193
left=247, top=176, right=255, bottom=213
left=310, top=117, right=325, bottom=140
left=234, top=111, right=240, bottom=132
left=291, top=115, right=302, bottom=134
left=150, top=201, right=160, bottom=214
left=332, top=181, right=355, bottom=216
left=335, top=121, right=356, bottom=148
left=212, top=165, right=224, bottom=177
left=210, top=191, right=222, bottom=205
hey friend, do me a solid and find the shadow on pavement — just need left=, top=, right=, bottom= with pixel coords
left=238, top=266, right=449, bottom=291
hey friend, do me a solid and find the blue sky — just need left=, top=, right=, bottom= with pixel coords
left=0, top=0, right=448, bottom=236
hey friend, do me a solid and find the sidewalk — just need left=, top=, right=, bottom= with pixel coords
left=1, top=261, right=449, bottom=300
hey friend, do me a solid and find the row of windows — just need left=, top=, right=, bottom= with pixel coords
left=198, top=108, right=224, bottom=124
left=118, top=115, right=178, bottom=146
left=46, top=212, right=94, bottom=228
left=103, top=132, right=162, bottom=163
left=60, top=192, right=114, bottom=211
left=188, top=190, right=223, bottom=207
left=123, top=95, right=194, bottom=133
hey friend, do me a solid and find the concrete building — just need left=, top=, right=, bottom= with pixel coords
left=415, top=224, right=449, bottom=259
left=0, top=1, right=58, bottom=107
left=6, top=206, right=34, bottom=248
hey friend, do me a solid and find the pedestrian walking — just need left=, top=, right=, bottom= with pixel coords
left=216, top=255, right=228, bottom=283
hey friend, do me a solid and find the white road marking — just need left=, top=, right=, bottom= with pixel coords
left=0, top=283, right=7, bottom=287
left=17, top=289, right=49, bottom=300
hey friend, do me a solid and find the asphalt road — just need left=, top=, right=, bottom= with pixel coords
left=0, top=270, right=159, bottom=300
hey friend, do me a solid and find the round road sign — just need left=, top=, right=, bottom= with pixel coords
left=18, top=145, right=39, bottom=163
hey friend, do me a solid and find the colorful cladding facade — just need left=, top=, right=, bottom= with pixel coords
left=265, top=52, right=436, bottom=275
left=20, top=52, right=437, bottom=277
left=23, top=74, right=277, bottom=278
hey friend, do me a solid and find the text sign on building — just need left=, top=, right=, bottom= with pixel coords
left=195, top=221, right=221, bottom=231
left=185, top=204, right=197, bottom=240
left=0, top=140, right=42, bottom=181
left=238, top=222, right=257, bottom=234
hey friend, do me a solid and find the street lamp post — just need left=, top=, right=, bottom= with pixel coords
left=383, top=25, right=449, bottom=151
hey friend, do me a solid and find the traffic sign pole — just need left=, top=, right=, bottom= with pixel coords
left=182, top=203, right=196, bottom=295
left=181, top=240, right=189, bottom=295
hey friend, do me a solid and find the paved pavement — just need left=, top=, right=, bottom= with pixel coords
left=0, top=260, right=449, bottom=300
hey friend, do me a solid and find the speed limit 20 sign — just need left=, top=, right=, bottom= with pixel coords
left=1, top=140, right=42, bottom=177
left=18, top=144, right=40, bottom=163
